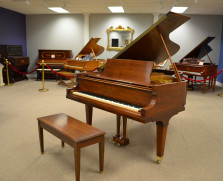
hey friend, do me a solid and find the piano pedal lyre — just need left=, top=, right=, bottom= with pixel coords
left=111, top=136, right=129, bottom=146
left=108, top=139, right=116, bottom=144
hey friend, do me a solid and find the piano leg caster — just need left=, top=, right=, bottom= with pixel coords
left=156, top=156, right=163, bottom=164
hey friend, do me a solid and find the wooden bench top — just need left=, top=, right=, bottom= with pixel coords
left=37, top=113, right=105, bottom=142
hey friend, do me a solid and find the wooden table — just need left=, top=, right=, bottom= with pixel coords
left=37, top=113, right=106, bottom=181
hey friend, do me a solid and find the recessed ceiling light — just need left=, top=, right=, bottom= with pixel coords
left=108, top=6, right=124, bottom=13
left=48, top=7, right=69, bottom=13
left=171, top=7, right=188, bottom=13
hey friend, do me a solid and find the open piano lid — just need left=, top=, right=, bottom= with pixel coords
left=76, top=37, right=104, bottom=57
left=113, top=12, right=190, bottom=65
left=179, top=37, right=215, bottom=62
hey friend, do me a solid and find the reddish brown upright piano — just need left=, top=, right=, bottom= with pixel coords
left=36, top=49, right=73, bottom=80
left=175, top=37, right=218, bottom=93
left=67, top=12, right=190, bottom=163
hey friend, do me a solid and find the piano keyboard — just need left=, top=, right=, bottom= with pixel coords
left=65, top=65, right=83, bottom=69
left=73, top=91, right=143, bottom=112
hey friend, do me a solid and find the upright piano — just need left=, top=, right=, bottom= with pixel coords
left=64, top=38, right=105, bottom=72
left=67, top=12, right=190, bottom=163
left=0, top=45, right=29, bottom=83
left=36, top=49, right=73, bottom=80
left=175, top=37, right=218, bottom=93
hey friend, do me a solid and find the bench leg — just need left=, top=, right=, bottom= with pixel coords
left=61, top=141, right=65, bottom=148
left=74, top=143, right=81, bottom=181
left=38, top=121, right=44, bottom=154
left=99, top=135, right=105, bottom=174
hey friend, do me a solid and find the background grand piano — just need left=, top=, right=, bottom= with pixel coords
left=64, top=37, right=105, bottom=73
left=175, top=37, right=218, bottom=93
left=67, top=12, right=190, bottom=163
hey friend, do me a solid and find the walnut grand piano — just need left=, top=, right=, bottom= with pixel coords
left=175, top=37, right=218, bottom=93
left=67, top=12, right=190, bottom=163
left=64, top=37, right=105, bottom=72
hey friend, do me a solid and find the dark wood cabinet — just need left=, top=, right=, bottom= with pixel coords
left=0, top=45, right=29, bottom=83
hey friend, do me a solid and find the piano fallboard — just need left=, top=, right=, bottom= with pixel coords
left=75, top=75, right=153, bottom=107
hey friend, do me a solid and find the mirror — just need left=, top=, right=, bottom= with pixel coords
left=107, top=25, right=134, bottom=51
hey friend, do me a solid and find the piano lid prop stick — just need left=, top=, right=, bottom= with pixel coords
left=5, top=59, right=12, bottom=86
left=202, top=46, right=213, bottom=64
left=39, top=60, right=48, bottom=92
left=91, top=47, right=97, bottom=61
left=159, top=33, right=182, bottom=82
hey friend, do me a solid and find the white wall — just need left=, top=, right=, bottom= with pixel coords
left=170, top=14, right=222, bottom=65
left=26, top=13, right=223, bottom=73
left=26, top=14, right=84, bottom=71
left=89, top=14, right=154, bottom=59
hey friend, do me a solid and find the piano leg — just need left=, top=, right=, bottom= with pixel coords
left=213, top=77, right=216, bottom=92
left=187, top=75, right=194, bottom=91
left=156, top=121, right=168, bottom=164
left=202, top=76, right=206, bottom=93
left=85, top=104, right=93, bottom=125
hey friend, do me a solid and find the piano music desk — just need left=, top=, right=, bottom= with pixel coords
left=37, top=113, right=106, bottom=181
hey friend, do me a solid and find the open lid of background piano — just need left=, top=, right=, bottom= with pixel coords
left=75, top=37, right=104, bottom=59
left=65, top=37, right=106, bottom=72
left=178, top=36, right=215, bottom=64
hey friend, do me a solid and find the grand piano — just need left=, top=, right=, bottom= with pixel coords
left=175, top=37, right=218, bottom=93
left=64, top=37, right=105, bottom=72
left=67, top=12, right=190, bottom=163
left=36, top=49, right=73, bottom=80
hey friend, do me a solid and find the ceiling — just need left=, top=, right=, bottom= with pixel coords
left=1, top=0, right=223, bottom=15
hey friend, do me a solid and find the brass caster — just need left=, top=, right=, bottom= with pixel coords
left=156, top=156, right=163, bottom=164
left=100, top=171, right=104, bottom=174
left=62, top=145, right=64, bottom=148
left=117, top=143, right=121, bottom=146
left=41, top=152, right=44, bottom=155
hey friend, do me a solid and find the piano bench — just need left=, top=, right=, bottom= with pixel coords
left=57, top=71, right=75, bottom=88
left=37, top=113, right=106, bottom=181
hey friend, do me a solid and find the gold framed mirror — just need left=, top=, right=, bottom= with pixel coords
left=107, top=25, right=134, bottom=51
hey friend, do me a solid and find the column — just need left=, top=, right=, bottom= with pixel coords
left=153, top=13, right=160, bottom=23
left=84, top=14, right=90, bottom=45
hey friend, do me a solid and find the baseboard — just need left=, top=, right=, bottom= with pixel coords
left=216, top=81, right=223, bottom=87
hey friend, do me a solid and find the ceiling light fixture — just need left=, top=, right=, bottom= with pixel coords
left=108, top=6, right=124, bottom=13
left=171, top=6, right=188, bottom=13
left=48, top=7, right=69, bottom=13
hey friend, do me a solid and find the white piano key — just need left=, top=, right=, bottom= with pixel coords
left=73, top=91, right=142, bottom=112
